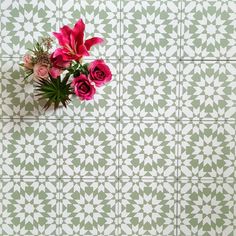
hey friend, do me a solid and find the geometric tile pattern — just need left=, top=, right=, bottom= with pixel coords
left=0, top=179, right=59, bottom=236
left=182, top=0, right=236, bottom=60
left=120, top=120, right=177, bottom=178
left=0, top=58, right=35, bottom=117
left=60, top=179, right=117, bottom=236
left=0, top=0, right=236, bottom=235
left=122, top=0, right=180, bottom=60
left=178, top=179, right=235, bottom=236
left=180, top=62, right=236, bottom=120
left=60, top=120, right=118, bottom=178
left=119, top=179, right=176, bottom=235
left=0, top=0, right=60, bottom=57
left=121, top=61, right=178, bottom=120
left=1, top=119, right=59, bottom=178
left=179, top=121, right=235, bottom=179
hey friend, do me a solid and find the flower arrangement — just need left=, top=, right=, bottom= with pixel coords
left=20, top=19, right=112, bottom=110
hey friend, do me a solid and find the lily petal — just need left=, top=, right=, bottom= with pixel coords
left=70, top=33, right=77, bottom=53
left=85, top=37, right=104, bottom=50
left=72, top=19, right=85, bottom=46
left=60, top=25, right=72, bottom=45
left=52, top=48, right=64, bottom=58
left=78, top=44, right=90, bottom=57
left=52, top=32, right=67, bottom=47
left=49, top=67, right=62, bottom=79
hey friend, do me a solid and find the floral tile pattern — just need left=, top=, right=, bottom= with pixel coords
left=182, top=0, right=236, bottom=59
left=0, top=0, right=236, bottom=235
left=120, top=120, right=177, bottom=178
left=1, top=119, right=59, bottom=178
left=121, top=61, right=179, bottom=120
left=180, top=62, right=236, bottom=120
left=59, top=120, right=118, bottom=178
left=0, top=0, right=60, bottom=57
left=178, top=179, right=235, bottom=236
left=0, top=179, right=59, bottom=236
left=179, top=121, right=235, bottom=179
left=59, top=179, right=118, bottom=236
left=121, top=0, right=181, bottom=60
left=119, top=179, right=176, bottom=235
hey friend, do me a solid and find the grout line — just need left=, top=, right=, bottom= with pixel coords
left=57, top=109, right=62, bottom=235
left=1, top=176, right=235, bottom=180
left=0, top=176, right=234, bottom=183
left=176, top=122, right=180, bottom=236
left=58, top=178, right=61, bottom=236
left=179, top=0, right=183, bottom=65
left=234, top=126, right=236, bottom=233
left=176, top=0, right=183, bottom=233
left=180, top=58, right=236, bottom=62
left=0, top=175, right=2, bottom=236
left=1, top=117, right=235, bottom=122
left=117, top=1, right=122, bottom=234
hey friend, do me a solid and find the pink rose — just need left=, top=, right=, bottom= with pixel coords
left=71, top=74, right=96, bottom=100
left=33, top=63, right=49, bottom=79
left=23, top=54, right=33, bottom=69
left=88, top=59, right=112, bottom=87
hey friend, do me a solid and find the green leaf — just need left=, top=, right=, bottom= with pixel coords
left=23, top=72, right=33, bottom=80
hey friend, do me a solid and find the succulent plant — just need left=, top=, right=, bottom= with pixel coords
left=35, top=73, right=73, bottom=110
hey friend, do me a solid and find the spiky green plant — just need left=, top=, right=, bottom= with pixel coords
left=35, top=73, right=73, bottom=110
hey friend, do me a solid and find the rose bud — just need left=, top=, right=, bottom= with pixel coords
left=23, top=54, right=33, bottom=69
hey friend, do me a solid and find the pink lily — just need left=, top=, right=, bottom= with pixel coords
left=53, top=19, right=104, bottom=61
left=49, top=49, right=71, bottom=78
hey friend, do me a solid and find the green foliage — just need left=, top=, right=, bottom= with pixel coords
left=35, top=73, right=73, bottom=110
left=67, top=61, right=89, bottom=77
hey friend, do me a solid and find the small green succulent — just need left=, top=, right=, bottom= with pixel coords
left=35, top=73, right=73, bottom=110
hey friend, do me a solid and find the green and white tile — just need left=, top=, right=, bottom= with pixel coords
left=59, top=178, right=118, bottom=236
left=121, top=0, right=181, bottom=60
left=60, top=0, right=121, bottom=60
left=179, top=121, right=235, bottom=179
left=1, top=119, right=59, bottom=179
left=182, top=0, right=236, bottom=59
left=60, top=120, right=118, bottom=178
left=0, top=179, right=59, bottom=236
left=120, top=120, right=177, bottom=178
left=0, top=57, right=59, bottom=118
left=121, top=61, right=179, bottom=120
left=180, top=62, right=236, bottom=120
left=119, top=178, right=176, bottom=236
left=0, top=0, right=236, bottom=235
left=0, top=0, right=60, bottom=57
left=58, top=60, right=119, bottom=120
left=178, top=179, right=235, bottom=236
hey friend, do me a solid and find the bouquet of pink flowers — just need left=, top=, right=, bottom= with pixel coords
left=21, top=19, right=112, bottom=110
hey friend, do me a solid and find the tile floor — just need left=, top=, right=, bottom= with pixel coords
left=0, top=0, right=236, bottom=235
